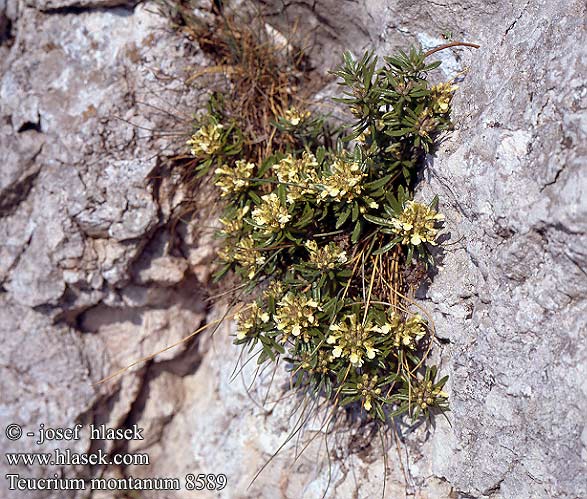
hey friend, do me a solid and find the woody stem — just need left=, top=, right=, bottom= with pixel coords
left=423, top=42, right=480, bottom=58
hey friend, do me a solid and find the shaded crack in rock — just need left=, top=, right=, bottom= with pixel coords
left=0, top=152, right=43, bottom=217
left=539, top=163, right=566, bottom=192
left=504, top=0, right=531, bottom=36
left=37, top=2, right=139, bottom=15
left=16, top=109, right=42, bottom=132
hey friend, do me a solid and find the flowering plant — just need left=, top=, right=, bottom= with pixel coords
left=187, top=46, right=455, bottom=422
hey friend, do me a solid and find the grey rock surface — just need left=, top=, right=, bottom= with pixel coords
left=0, top=1, right=210, bottom=497
left=0, top=0, right=586, bottom=498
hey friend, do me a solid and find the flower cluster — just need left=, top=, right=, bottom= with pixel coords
left=282, top=107, right=311, bottom=126
left=415, top=109, right=438, bottom=140
left=263, top=280, right=284, bottom=300
left=218, top=235, right=266, bottom=279
left=357, top=374, right=382, bottom=411
left=304, top=240, right=348, bottom=270
left=374, top=312, right=426, bottom=350
left=219, top=206, right=249, bottom=236
left=389, top=200, right=444, bottom=246
left=430, top=82, right=458, bottom=114
left=327, top=314, right=378, bottom=367
left=318, top=156, right=365, bottom=203
left=272, top=152, right=319, bottom=204
left=214, top=160, right=255, bottom=197
left=300, top=348, right=333, bottom=376
left=251, top=192, right=291, bottom=233
left=187, top=123, right=224, bottom=157
left=412, top=378, right=448, bottom=410
left=235, top=302, right=270, bottom=340
left=274, top=293, right=321, bottom=343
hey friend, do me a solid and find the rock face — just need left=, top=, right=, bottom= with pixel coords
left=0, top=2, right=211, bottom=497
left=0, top=1, right=586, bottom=499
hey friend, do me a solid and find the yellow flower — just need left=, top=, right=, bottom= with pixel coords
left=273, top=293, right=321, bottom=343
left=356, top=128, right=371, bottom=144
left=187, top=123, right=224, bottom=157
left=413, top=378, right=448, bottom=410
left=218, top=235, right=266, bottom=279
left=326, top=314, right=378, bottom=367
left=235, top=302, right=270, bottom=340
left=304, top=240, right=348, bottom=270
left=214, top=160, right=255, bottom=197
left=251, top=192, right=291, bottom=233
left=263, top=280, right=284, bottom=300
left=300, top=349, right=333, bottom=375
left=272, top=152, right=320, bottom=204
left=373, top=312, right=427, bottom=350
left=318, top=156, right=365, bottom=203
left=219, top=206, right=250, bottom=236
left=282, top=107, right=311, bottom=126
left=389, top=200, right=444, bottom=246
left=430, top=82, right=458, bottom=114
left=356, top=374, right=382, bottom=411
left=415, top=108, right=437, bottom=140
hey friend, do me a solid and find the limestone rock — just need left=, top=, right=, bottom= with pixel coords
left=0, top=1, right=210, bottom=497
left=0, top=296, right=99, bottom=499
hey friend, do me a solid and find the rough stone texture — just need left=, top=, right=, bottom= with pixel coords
left=1, top=0, right=586, bottom=498
left=0, top=1, right=211, bottom=497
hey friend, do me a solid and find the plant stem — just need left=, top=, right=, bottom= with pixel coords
left=423, top=41, right=480, bottom=58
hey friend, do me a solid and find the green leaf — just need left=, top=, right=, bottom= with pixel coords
left=212, top=264, right=231, bottom=282
left=257, top=350, right=269, bottom=365
left=407, top=244, right=414, bottom=265
left=363, top=214, right=390, bottom=226
left=380, top=373, right=402, bottom=384
left=277, top=182, right=287, bottom=206
left=402, top=166, right=411, bottom=181
left=351, top=220, right=362, bottom=243
left=385, top=128, right=412, bottom=137
left=375, top=402, right=386, bottom=421
left=435, top=375, right=449, bottom=390
left=385, top=56, right=404, bottom=69
left=336, top=207, right=352, bottom=229
left=316, top=146, right=326, bottom=164
left=249, top=191, right=262, bottom=204
left=342, top=50, right=354, bottom=67
left=365, top=174, right=392, bottom=191
left=340, top=395, right=361, bottom=406
left=351, top=202, right=359, bottom=222
left=424, top=60, right=442, bottom=71
left=373, top=240, right=398, bottom=255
